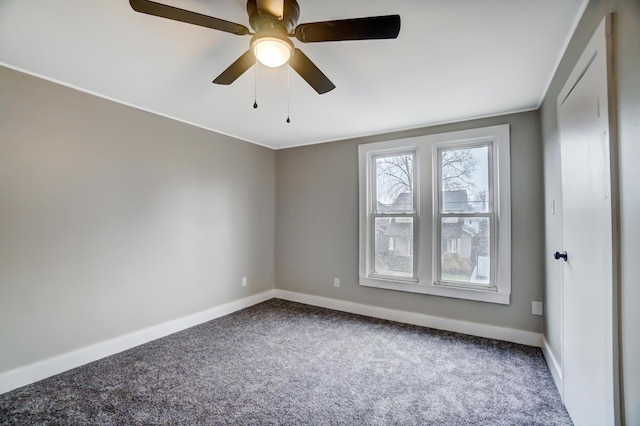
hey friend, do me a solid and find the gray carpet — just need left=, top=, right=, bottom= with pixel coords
left=0, top=299, right=572, bottom=425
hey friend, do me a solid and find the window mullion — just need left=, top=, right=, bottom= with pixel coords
left=372, top=213, right=416, bottom=218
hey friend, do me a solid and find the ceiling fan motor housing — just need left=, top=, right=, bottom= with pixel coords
left=247, top=0, right=300, bottom=33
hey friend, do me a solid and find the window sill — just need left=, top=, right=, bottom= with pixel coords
left=359, top=276, right=510, bottom=305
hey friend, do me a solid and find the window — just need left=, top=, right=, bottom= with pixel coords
left=371, top=152, right=417, bottom=280
left=358, top=125, right=511, bottom=304
left=436, top=143, right=493, bottom=288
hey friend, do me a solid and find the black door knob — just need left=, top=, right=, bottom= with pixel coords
left=554, top=251, right=568, bottom=261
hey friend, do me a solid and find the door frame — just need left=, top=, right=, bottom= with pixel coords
left=556, top=15, right=621, bottom=425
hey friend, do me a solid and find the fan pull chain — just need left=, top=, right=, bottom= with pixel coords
left=286, top=63, right=291, bottom=123
left=253, top=56, right=258, bottom=109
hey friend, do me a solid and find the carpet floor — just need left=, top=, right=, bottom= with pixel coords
left=0, top=299, right=572, bottom=425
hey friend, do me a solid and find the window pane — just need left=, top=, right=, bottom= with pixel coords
left=441, top=145, right=489, bottom=213
left=440, top=217, right=490, bottom=285
left=374, top=216, right=414, bottom=278
left=375, top=153, right=414, bottom=213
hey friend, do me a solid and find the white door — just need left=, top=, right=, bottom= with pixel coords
left=557, top=18, right=617, bottom=426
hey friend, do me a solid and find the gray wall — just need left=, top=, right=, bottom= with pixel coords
left=540, top=1, right=640, bottom=423
left=0, top=66, right=275, bottom=374
left=276, top=111, right=545, bottom=333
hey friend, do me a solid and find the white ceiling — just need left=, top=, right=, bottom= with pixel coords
left=0, top=0, right=587, bottom=149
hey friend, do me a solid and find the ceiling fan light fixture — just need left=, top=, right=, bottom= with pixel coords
left=252, top=36, right=293, bottom=68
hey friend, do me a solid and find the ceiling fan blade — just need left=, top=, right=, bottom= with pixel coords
left=295, top=15, right=400, bottom=43
left=256, top=0, right=284, bottom=18
left=212, top=50, right=256, bottom=85
left=130, top=0, right=250, bottom=36
left=289, top=49, right=335, bottom=94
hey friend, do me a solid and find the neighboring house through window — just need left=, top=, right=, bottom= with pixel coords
left=358, top=125, right=511, bottom=304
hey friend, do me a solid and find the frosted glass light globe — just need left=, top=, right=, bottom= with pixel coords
left=253, top=37, right=292, bottom=68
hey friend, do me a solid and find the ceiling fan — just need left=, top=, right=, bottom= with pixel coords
left=129, top=0, right=401, bottom=94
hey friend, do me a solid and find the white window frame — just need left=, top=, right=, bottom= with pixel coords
left=358, top=124, right=511, bottom=304
left=369, top=150, right=419, bottom=281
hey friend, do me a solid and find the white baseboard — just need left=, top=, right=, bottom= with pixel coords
left=1, top=289, right=546, bottom=396
left=542, top=335, right=563, bottom=399
left=0, top=290, right=276, bottom=395
left=274, top=290, right=543, bottom=347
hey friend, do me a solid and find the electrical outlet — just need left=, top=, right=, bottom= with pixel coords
left=333, top=278, right=340, bottom=288
left=242, top=277, right=247, bottom=287
left=532, top=301, right=543, bottom=316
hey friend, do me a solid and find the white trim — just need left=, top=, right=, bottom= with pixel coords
left=358, top=277, right=510, bottom=304
left=542, top=335, right=564, bottom=399
left=0, top=62, right=539, bottom=152
left=274, top=290, right=541, bottom=347
left=537, top=0, right=589, bottom=108
left=275, top=107, right=538, bottom=150
left=0, top=290, right=276, bottom=395
left=556, top=17, right=619, bottom=425
left=0, top=63, right=273, bottom=150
